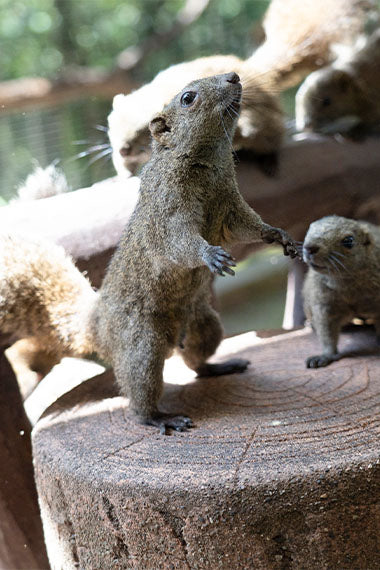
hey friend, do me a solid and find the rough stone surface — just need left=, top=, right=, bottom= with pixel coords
left=33, top=328, right=380, bottom=569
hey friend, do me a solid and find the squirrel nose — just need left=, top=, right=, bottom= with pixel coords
left=304, top=245, right=319, bottom=255
left=225, top=72, right=240, bottom=84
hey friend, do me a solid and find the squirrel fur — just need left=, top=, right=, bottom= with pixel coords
left=296, top=28, right=380, bottom=134
left=108, top=0, right=374, bottom=176
left=302, top=215, right=380, bottom=368
left=1, top=73, right=298, bottom=433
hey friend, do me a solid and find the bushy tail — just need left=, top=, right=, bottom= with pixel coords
left=242, top=0, right=377, bottom=91
left=14, top=162, right=69, bottom=202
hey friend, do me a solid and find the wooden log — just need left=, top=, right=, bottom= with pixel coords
left=32, top=327, right=380, bottom=569
left=0, top=340, right=49, bottom=569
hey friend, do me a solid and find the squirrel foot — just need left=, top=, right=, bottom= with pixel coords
left=143, top=412, right=194, bottom=435
left=202, top=245, right=236, bottom=276
left=196, top=357, right=250, bottom=377
left=306, top=353, right=337, bottom=368
left=261, top=225, right=299, bottom=258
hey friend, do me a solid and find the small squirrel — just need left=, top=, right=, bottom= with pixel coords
left=296, top=28, right=380, bottom=135
left=1, top=73, right=298, bottom=433
left=302, top=215, right=380, bottom=368
left=108, top=0, right=374, bottom=176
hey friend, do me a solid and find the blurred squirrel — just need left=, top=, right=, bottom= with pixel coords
left=302, top=215, right=380, bottom=368
left=296, top=28, right=380, bottom=135
left=1, top=73, right=298, bottom=433
left=108, top=0, right=374, bottom=176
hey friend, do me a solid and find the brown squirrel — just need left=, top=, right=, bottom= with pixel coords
left=1, top=73, right=298, bottom=433
left=108, top=0, right=374, bottom=176
left=296, top=28, right=380, bottom=135
left=302, top=215, right=380, bottom=368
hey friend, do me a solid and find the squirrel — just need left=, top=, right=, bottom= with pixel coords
left=296, top=28, right=380, bottom=135
left=302, top=215, right=380, bottom=368
left=107, top=0, right=374, bottom=176
left=1, top=73, right=298, bottom=433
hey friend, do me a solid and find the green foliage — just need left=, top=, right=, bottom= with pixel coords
left=0, top=0, right=269, bottom=81
left=0, top=0, right=270, bottom=201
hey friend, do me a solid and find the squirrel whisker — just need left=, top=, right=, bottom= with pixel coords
left=330, top=252, right=347, bottom=271
left=331, top=250, right=346, bottom=258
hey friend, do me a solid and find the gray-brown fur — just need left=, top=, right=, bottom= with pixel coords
left=296, top=29, right=380, bottom=134
left=302, top=215, right=380, bottom=368
left=92, top=72, right=298, bottom=432
left=1, top=73, right=298, bottom=433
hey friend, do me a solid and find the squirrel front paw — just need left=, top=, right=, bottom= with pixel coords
left=261, top=225, right=299, bottom=259
left=202, top=245, right=236, bottom=276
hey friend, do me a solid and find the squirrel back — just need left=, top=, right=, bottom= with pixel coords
left=247, top=0, right=376, bottom=91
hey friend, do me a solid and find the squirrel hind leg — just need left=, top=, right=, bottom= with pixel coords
left=113, top=330, right=193, bottom=434
left=180, top=300, right=222, bottom=370
left=180, top=300, right=250, bottom=376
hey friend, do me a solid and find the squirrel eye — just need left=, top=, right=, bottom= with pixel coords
left=321, top=96, right=331, bottom=108
left=181, top=91, right=197, bottom=107
left=342, top=235, right=354, bottom=248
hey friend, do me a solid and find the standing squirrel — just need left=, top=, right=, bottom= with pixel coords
left=296, top=28, right=380, bottom=135
left=302, top=215, right=380, bottom=368
left=108, top=0, right=374, bottom=176
left=1, top=73, right=298, bottom=433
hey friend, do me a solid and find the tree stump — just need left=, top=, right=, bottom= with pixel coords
left=32, top=328, right=380, bottom=569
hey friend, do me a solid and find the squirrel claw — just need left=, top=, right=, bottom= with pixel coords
left=262, top=225, right=300, bottom=259
left=144, top=413, right=194, bottom=435
left=306, top=354, right=336, bottom=368
left=203, top=245, right=236, bottom=277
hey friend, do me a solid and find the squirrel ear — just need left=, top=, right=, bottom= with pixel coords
left=149, top=114, right=172, bottom=145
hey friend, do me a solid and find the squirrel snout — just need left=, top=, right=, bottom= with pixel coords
left=225, top=72, right=240, bottom=84
left=304, top=245, right=319, bottom=255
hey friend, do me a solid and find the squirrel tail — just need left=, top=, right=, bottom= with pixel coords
left=241, top=0, right=376, bottom=92
left=0, top=234, right=98, bottom=361
left=14, top=162, right=69, bottom=202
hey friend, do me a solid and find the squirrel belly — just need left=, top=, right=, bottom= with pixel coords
left=302, top=215, right=380, bottom=368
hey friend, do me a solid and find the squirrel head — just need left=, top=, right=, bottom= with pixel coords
left=149, top=72, right=242, bottom=159
left=296, top=67, right=363, bottom=133
left=303, top=215, right=373, bottom=276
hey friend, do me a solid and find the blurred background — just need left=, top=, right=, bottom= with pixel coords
left=0, top=0, right=295, bottom=333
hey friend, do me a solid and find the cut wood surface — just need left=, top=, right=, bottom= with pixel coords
left=33, top=328, right=380, bottom=569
